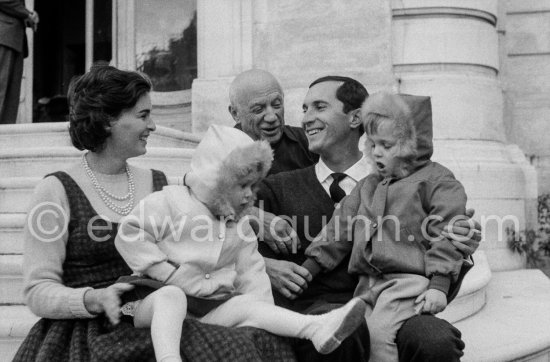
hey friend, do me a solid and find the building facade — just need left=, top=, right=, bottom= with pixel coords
left=3, top=2, right=550, bottom=359
left=16, top=0, right=550, bottom=194
left=13, top=0, right=550, bottom=267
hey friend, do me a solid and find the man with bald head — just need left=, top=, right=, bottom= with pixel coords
left=229, top=69, right=318, bottom=175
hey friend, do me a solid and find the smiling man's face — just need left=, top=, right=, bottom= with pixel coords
left=301, top=81, right=352, bottom=157
left=231, top=74, right=285, bottom=144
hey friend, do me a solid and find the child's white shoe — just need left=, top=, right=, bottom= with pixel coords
left=310, top=297, right=367, bottom=354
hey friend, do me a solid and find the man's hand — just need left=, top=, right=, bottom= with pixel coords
left=264, top=258, right=312, bottom=300
left=415, top=289, right=447, bottom=314
left=26, top=10, right=39, bottom=31
left=264, top=213, right=300, bottom=255
left=251, top=208, right=300, bottom=255
left=442, top=208, right=482, bottom=256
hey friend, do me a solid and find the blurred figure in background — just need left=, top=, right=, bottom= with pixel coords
left=0, top=0, right=39, bottom=123
left=36, top=95, right=69, bottom=123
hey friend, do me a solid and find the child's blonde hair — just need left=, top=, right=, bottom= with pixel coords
left=361, top=92, right=418, bottom=177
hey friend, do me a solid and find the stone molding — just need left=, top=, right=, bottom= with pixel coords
left=197, top=0, right=253, bottom=78
left=392, top=7, right=497, bottom=26
left=0, top=123, right=200, bottom=150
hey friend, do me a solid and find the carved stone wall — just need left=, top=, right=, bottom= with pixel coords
left=501, top=0, right=550, bottom=195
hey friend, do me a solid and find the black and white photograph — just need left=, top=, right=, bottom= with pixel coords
left=1, top=1, right=549, bottom=361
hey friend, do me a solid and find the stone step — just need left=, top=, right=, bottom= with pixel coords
left=0, top=177, right=38, bottom=213
left=0, top=255, right=23, bottom=305
left=0, top=269, right=547, bottom=361
left=455, top=269, right=550, bottom=361
left=0, top=214, right=24, bottom=254
left=0, top=122, right=200, bottom=149
left=0, top=147, right=194, bottom=178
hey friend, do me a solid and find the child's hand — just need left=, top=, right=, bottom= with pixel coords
left=415, top=289, right=447, bottom=314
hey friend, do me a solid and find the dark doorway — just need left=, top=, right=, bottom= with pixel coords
left=33, top=0, right=112, bottom=122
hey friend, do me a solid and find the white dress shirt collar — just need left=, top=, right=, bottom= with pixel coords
left=315, top=155, right=374, bottom=196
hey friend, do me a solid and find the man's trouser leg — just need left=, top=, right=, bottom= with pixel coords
left=0, top=45, right=24, bottom=124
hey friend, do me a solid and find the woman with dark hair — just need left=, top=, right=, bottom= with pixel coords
left=14, top=64, right=295, bottom=361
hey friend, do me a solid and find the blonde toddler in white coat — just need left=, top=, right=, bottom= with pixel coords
left=115, top=125, right=367, bottom=362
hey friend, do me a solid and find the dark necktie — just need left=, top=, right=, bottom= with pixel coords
left=329, top=173, right=347, bottom=203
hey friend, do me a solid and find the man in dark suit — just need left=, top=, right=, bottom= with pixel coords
left=255, top=76, right=481, bottom=361
left=0, top=0, right=38, bottom=124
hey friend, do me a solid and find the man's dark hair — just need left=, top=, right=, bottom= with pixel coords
left=309, top=75, right=369, bottom=113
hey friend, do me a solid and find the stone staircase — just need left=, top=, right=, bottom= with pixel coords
left=1, top=123, right=549, bottom=361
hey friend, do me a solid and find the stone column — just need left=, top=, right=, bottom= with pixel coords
left=501, top=1, right=550, bottom=196
left=192, top=0, right=254, bottom=133
left=392, top=0, right=537, bottom=270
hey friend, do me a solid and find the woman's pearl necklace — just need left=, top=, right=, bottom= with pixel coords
left=81, top=154, right=136, bottom=215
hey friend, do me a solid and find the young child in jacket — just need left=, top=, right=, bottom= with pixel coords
left=114, top=125, right=367, bottom=362
left=302, top=93, right=468, bottom=362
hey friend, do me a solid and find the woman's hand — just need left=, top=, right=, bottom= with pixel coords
left=84, top=283, right=134, bottom=325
